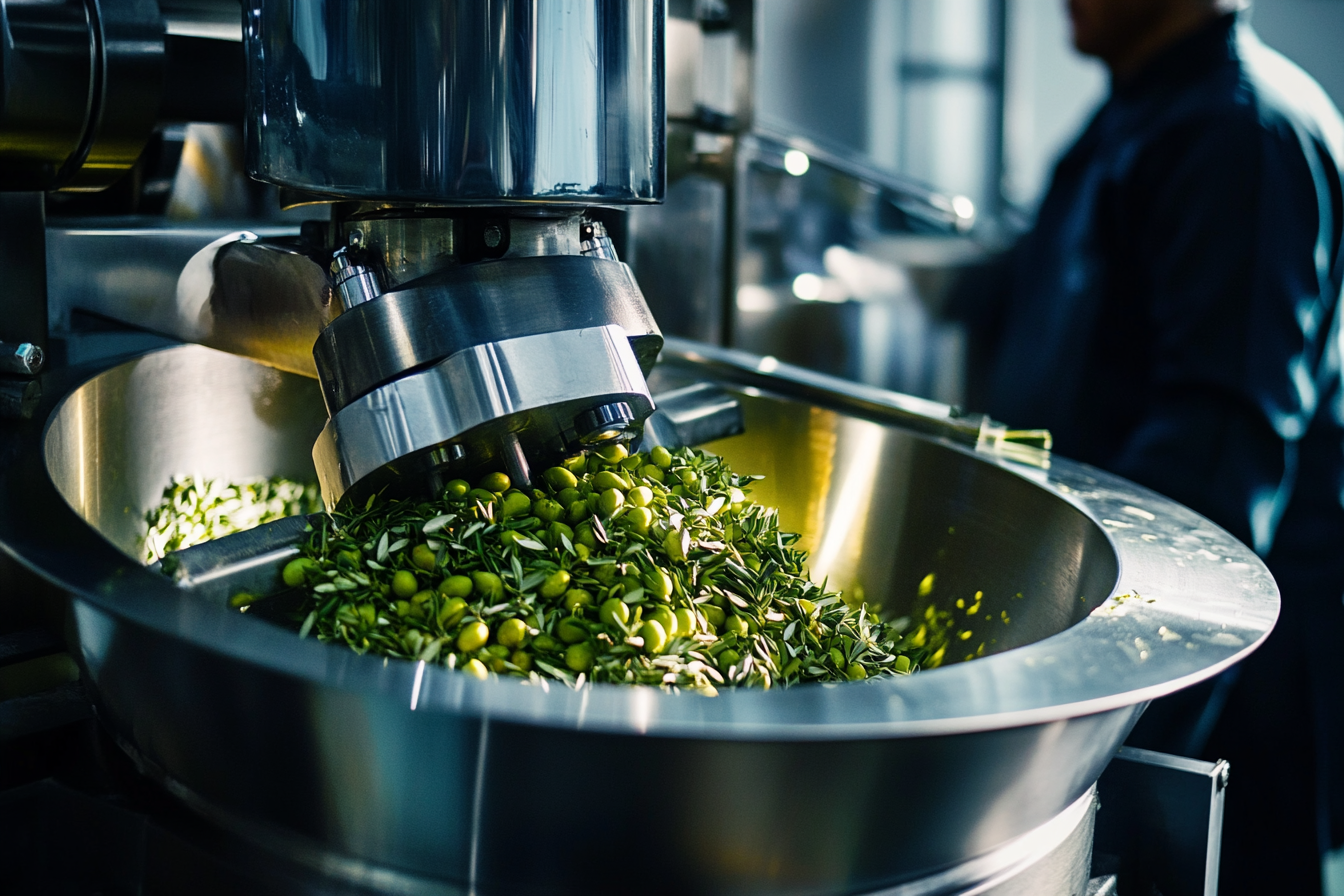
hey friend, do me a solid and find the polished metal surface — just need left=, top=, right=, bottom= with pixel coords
left=640, top=382, right=746, bottom=449
left=0, top=0, right=164, bottom=191
left=313, top=254, right=663, bottom=414
left=174, top=232, right=338, bottom=378
left=0, top=344, right=1278, bottom=894
left=244, top=0, right=665, bottom=204
left=313, top=326, right=655, bottom=508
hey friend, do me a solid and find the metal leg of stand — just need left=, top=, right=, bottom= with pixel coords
left=1093, top=745, right=1229, bottom=896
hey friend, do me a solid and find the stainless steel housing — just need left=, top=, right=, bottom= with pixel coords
left=3, top=343, right=1277, bottom=895
left=244, top=0, right=665, bottom=204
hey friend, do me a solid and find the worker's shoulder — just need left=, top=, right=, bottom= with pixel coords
left=1234, top=27, right=1344, bottom=162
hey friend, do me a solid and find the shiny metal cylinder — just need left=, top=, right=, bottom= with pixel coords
left=0, top=0, right=164, bottom=192
left=243, top=0, right=666, bottom=204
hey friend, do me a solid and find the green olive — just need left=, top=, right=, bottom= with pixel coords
left=574, top=543, right=591, bottom=561
left=557, top=487, right=581, bottom=507
left=663, top=529, right=687, bottom=562
left=463, top=658, right=489, bottom=680
left=703, top=604, right=726, bottom=628
left=649, top=445, right=673, bottom=469
left=546, top=520, right=573, bottom=545
left=471, top=570, right=505, bottom=601
left=510, top=650, right=533, bottom=672
left=500, top=491, right=532, bottom=519
left=357, top=603, right=377, bottom=626
left=628, top=485, right=654, bottom=507
left=394, top=600, right=413, bottom=618
left=718, top=649, right=741, bottom=669
left=411, top=544, right=437, bottom=571
left=625, top=506, right=653, bottom=536
left=281, top=557, right=316, bottom=588
left=575, top=525, right=598, bottom=549
left=593, top=563, right=617, bottom=586
left=540, top=570, right=571, bottom=599
left=640, top=464, right=665, bottom=484
left=488, top=654, right=507, bottom=673
left=479, top=472, right=511, bottom=493
left=562, top=455, right=587, bottom=473
left=411, top=589, right=434, bottom=605
left=468, top=488, right=498, bottom=505
left=564, top=642, right=595, bottom=672
left=457, top=620, right=490, bottom=652
left=620, top=454, right=644, bottom=471
left=596, top=443, right=629, bottom=464
left=674, top=608, right=697, bottom=636
left=229, top=591, right=257, bottom=608
left=846, top=663, right=868, bottom=681
left=599, top=488, right=624, bottom=517
left=499, top=530, right=523, bottom=548
left=644, top=568, right=674, bottom=601
left=444, top=479, right=471, bottom=499
left=567, top=500, right=590, bottom=523
left=593, top=471, right=626, bottom=491
left=392, top=570, right=419, bottom=599
left=439, top=575, right=473, bottom=597
left=724, top=614, right=750, bottom=637
left=563, top=588, right=594, bottom=611
left=437, top=597, right=468, bottom=627
left=532, top=633, right=559, bottom=652
left=648, top=606, right=676, bottom=637
left=498, top=617, right=530, bottom=648
left=600, top=597, right=630, bottom=627
left=557, top=616, right=588, bottom=644
left=534, top=498, right=565, bottom=523
left=639, top=620, right=668, bottom=654
left=544, top=466, right=579, bottom=491
left=678, top=468, right=698, bottom=487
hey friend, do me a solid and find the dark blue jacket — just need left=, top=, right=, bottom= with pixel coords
left=983, top=14, right=1344, bottom=561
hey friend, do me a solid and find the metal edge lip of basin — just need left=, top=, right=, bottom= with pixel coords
left=4, top=344, right=1277, bottom=742
left=311, top=324, right=655, bottom=507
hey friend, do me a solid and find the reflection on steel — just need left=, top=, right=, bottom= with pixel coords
left=244, top=0, right=665, bottom=204
left=639, top=382, right=745, bottom=449
left=2, top=343, right=1278, bottom=894
left=313, top=254, right=663, bottom=414
left=313, top=326, right=655, bottom=509
left=174, top=232, right=337, bottom=377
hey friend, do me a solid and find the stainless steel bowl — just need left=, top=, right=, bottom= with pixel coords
left=0, top=343, right=1277, bottom=895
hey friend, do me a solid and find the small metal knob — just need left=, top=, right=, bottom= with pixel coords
left=329, top=245, right=385, bottom=310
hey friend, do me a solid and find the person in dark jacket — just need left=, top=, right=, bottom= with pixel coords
left=963, top=1, right=1344, bottom=891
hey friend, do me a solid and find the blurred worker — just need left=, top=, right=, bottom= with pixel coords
left=959, top=1, right=1344, bottom=892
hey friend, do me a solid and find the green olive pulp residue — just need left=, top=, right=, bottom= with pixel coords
left=143, top=475, right=322, bottom=563
left=275, top=446, right=944, bottom=692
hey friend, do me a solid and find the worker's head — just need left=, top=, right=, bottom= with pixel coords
left=1067, top=0, right=1243, bottom=77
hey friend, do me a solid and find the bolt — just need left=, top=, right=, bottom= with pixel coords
left=483, top=224, right=503, bottom=249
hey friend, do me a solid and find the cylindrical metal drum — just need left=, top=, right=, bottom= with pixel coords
left=243, top=0, right=665, bottom=204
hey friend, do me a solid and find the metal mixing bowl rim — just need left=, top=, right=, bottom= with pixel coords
left=0, top=343, right=1279, bottom=740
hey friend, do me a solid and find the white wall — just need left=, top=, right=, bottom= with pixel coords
left=1002, top=0, right=1107, bottom=213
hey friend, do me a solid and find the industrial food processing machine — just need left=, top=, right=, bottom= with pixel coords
left=0, top=2, right=1274, bottom=895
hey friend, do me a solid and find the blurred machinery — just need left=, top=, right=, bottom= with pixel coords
left=626, top=0, right=1006, bottom=405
